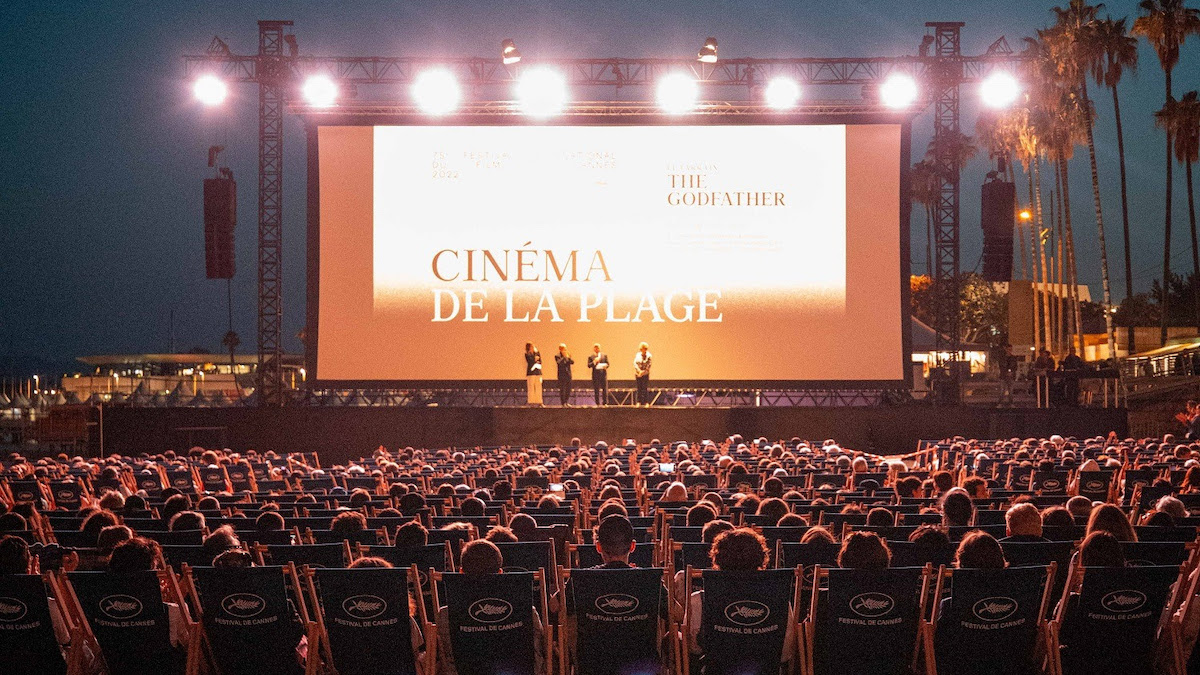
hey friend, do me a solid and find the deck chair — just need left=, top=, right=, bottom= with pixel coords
left=0, top=573, right=75, bottom=675
left=1122, top=540, right=1192, bottom=567
left=255, top=542, right=351, bottom=568
left=887, top=541, right=956, bottom=569
left=805, top=566, right=932, bottom=675
left=575, top=542, right=655, bottom=568
left=1049, top=563, right=1181, bottom=675
left=302, top=566, right=432, bottom=675
left=562, top=566, right=670, bottom=675
left=494, top=541, right=556, bottom=575
left=64, top=569, right=193, bottom=675
left=183, top=564, right=308, bottom=675
left=359, top=543, right=454, bottom=618
left=435, top=571, right=550, bottom=675
left=929, top=565, right=1055, bottom=675
left=685, top=568, right=799, bottom=675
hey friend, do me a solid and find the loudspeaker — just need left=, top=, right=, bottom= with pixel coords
left=980, top=179, right=1015, bottom=282
left=203, top=178, right=236, bottom=279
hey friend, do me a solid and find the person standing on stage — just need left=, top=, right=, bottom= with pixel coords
left=633, top=342, right=652, bottom=406
left=525, top=342, right=543, bottom=406
left=555, top=343, right=574, bottom=407
left=587, top=343, right=609, bottom=406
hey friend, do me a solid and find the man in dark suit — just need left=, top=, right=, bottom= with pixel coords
left=587, top=343, right=609, bottom=406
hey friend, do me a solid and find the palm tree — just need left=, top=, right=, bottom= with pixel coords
left=1051, top=0, right=1118, bottom=361
left=910, top=160, right=942, bottom=276
left=1133, top=0, right=1200, bottom=344
left=1092, top=16, right=1139, bottom=305
left=1159, top=91, right=1200, bottom=326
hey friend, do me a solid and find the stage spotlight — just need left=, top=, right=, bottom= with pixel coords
left=302, top=75, right=338, bottom=107
left=880, top=73, right=919, bottom=108
left=980, top=71, right=1021, bottom=108
left=413, top=69, right=461, bottom=115
left=1019, top=209, right=1033, bottom=221
left=193, top=75, right=228, bottom=106
left=657, top=73, right=699, bottom=114
left=764, top=77, right=801, bottom=110
left=697, top=37, right=718, bottom=63
left=516, top=67, right=568, bottom=117
left=501, top=38, right=522, bottom=65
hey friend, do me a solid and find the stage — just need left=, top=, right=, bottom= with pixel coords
left=95, top=405, right=1128, bottom=463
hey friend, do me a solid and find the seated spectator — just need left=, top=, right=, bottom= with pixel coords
left=596, top=500, right=628, bottom=520
left=0, top=535, right=72, bottom=647
left=802, top=526, right=836, bottom=545
left=661, top=482, right=689, bottom=503
left=196, top=496, right=221, bottom=512
left=160, top=494, right=191, bottom=525
left=1155, top=496, right=1187, bottom=522
left=485, top=526, right=517, bottom=544
left=932, top=471, right=955, bottom=496
left=686, top=502, right=717, bottom=527
left=168, top=510, right=205, bottom=533
left=756, top=498, right=790, bottom=526
left=459, top=497, right=486, bottom=518
left=1078, top=531, right=1125, bottom=568
left=509, top=513, right=538, bottom=542
left=0, top=512, right=28, bottom=534
left=202, top=526, right=242, bottom=563
left=865, top=507, right=895, bottom=528
left=330, top=511, right=368, bottom=538
left=80, top=510, right=119, bottom=547
left=940, top=490, right=975, bottom=528
left=1001, top=503, right=1046, bottom=542
left=108, top=538, right=186, bottom=647
left=1085, top=504, right=1137, bottom=542
left=97, top=490, right=125, bottom=512
left=962, top=476, right=990, bottom=500
left=256, top=511, right=286, bottom=532
left=1141, top=510, right=1174, bottom=527
left=838, top=531, right=891, bottom=570
left=94, top=525, right=133, bottom=570
left=777, top=513, right=806, bottom=527
left=955, top=531, right=1007, bottom=568
left=394, top=521, right=429, bottom=549
left=1066, top=495, right=1093, bottom=520
left=1041, top=506, right=1075, bottom=530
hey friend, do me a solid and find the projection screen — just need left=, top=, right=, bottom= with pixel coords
left=309, top=120, right=909, bottom=386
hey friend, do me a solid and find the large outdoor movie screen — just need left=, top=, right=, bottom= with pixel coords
left=313, top=122, right=906, bottom=384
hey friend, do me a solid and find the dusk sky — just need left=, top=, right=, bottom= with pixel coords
left=3, top=0, right=1199, bottom=376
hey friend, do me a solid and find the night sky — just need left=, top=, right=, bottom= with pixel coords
left=2, top=0, right=1198, bottom=376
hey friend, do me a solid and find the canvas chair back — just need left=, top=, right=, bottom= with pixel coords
left=309, top=567, right=418, bottom=675
left=67, top=569, right=183, bottom=675
left=0, top=574, right=68, bottom=675
left=257, top=542, right=350, bottom=568
left=1055, top=564, right=1180, bottom=675
left=189, top=565, right=303, bottom=675
left=696, top=568, right=796, bottom=675
left=442, top=571, right=540, bottom=675
left=811, top=566, right=928, bottom=675
left=932, top=565, right=1053, bottom=675
left=568, top=567, right=666, bottom=675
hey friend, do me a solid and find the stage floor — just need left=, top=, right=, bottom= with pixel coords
left=96, top=405, right=1128, bottom=463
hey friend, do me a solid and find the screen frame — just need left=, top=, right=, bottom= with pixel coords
left=305, top=111, right=913, bottom=390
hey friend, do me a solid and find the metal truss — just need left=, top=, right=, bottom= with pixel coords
left=255, top=21, right=289, bottom=407
left=278, top=388, right=885, bottom=407
left=290, top=101, right=917, bottom=116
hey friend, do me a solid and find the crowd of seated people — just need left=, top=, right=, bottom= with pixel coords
left=0, top=432, right=1199, bottom=673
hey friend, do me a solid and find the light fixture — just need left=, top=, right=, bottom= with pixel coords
left=880, top=73, right=919, bottom=108
left=501, top=38, right=521, bottom=65
left=193, top=75, right=228, bottom=106
left=657, top=72, right=699, bottom=114
left=764, top=77, right=801, bottom=110
left=302, top=75, right=338, bottom=107
left=697, top=37, right=718, bottom=63
left=980, top=71, right=1021, bottom=108
left=516, top=67, right=568, bottom=117
left=412, top=69, right=461, bottom=115
left=1018, top=209, right=1033, bottom=221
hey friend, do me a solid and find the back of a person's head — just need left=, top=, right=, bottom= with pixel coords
left=256, top=511, right=285, bottom=532
left=168, top=510, right=205, bottom=533
left=1066, top=495, right=1093, bottom=519
left=460, top=497, right=486, bottom=518
left=0, top=512, right=28, bottom=533
left=330, top=511, right=367, bottom=535
left=955, top=531, right=1007, bottom=569
left=1079, top=530, right=1126, bottom=567
left=1041, top=506, right=1075, bottom=529
left=97, top=490, right=125, bottom=512
left=776, top=513, right=805, bottom=527
left=908, top=524, right=951, bottom=550
left=595, top=515, right=635, bottom=559
left=838, top=531, right=891, bottom=570
left=662, top=482, right=688, bottom=502
left=1086, top=504, right=1137, bottom=542
left=0, top=535, right=29, bottom=574
left=597, top=499, right=628, bottom=521
left=485, top=526, right=518, bottom=543
left=710, top=528, right=768, bottom=571
left=755, top=498, right=790, bottom=526
left=509, top=513, right=537, bottom=541
left=349, top=556, right=394, bottom=569
left=865, top=507, right=895, bottom=528
left=393, top=520, right=429, bottom=549
left=460, top=539, right=503, bottom=575
left=701, top=519, right=735, bottom=543
left=686, top=502, right=717, bottom=527
left=161, top=493, right=191, bottom=522
left=80, top=510, right=119, bottom=544
left=109, top=537, right=158, bottom=573
left=1005, top=503, right=1043, bottom=537
left=348, top=489, right=372, bottom=508
left=762, top=477, right=784, bottom=498
left=203, top=525, right=241, bottom=559
left=398, top=492, right=426, bottom=515
left=196, top=496, right=220, bottom=512
left=1155, top=496, right=1187, bottom=522
left=1142, top=510, right=1174, bottom=527
left=801, top=526, right=836, bottom=545
left=941, top=490, right=974, bottom=527
left=932, top=471, right=954, bottom=494
left=97, top=525, right=134, bottom=556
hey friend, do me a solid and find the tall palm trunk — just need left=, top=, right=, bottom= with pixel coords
left=1188, top=156, right=1199, bottom=328
left=1034, top=156, right=1054, bottom=352
left=1028, top=170, right=1043, bottom=351
left=1112, top=83, right=1134, bottom=302
left=1053, top=162, right=1066, bottom=354
left=1059, top=151, right=1084, bottom=354
left=1162, top=70, right=1175, bottom=346
left=1081, top=81, right=1118, bottom=361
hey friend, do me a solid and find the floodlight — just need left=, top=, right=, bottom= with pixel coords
left=413, top=69, right=461, bottom=115
left=193, top=75, right=228, bottom=106
left=516, top=67, right=568, bottom=117
left=980, top=71, right=1021, bottom=108
left=1018, top=209, right=1033, bottom=221
left=698, top=37, right=718, bottom=63
left=502, top=38, right=522, bottom=65
left=880, top=73, right=919, bottom=108
left=302, top=75, right=338, bottom=108
left=657, top=73, right=699, bottom=114
left=764, top=77, right=801, bottom=110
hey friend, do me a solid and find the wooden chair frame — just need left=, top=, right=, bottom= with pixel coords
left=430, top=569, right=553, bottom=675
left=682, top=565, right=802, bottom=675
